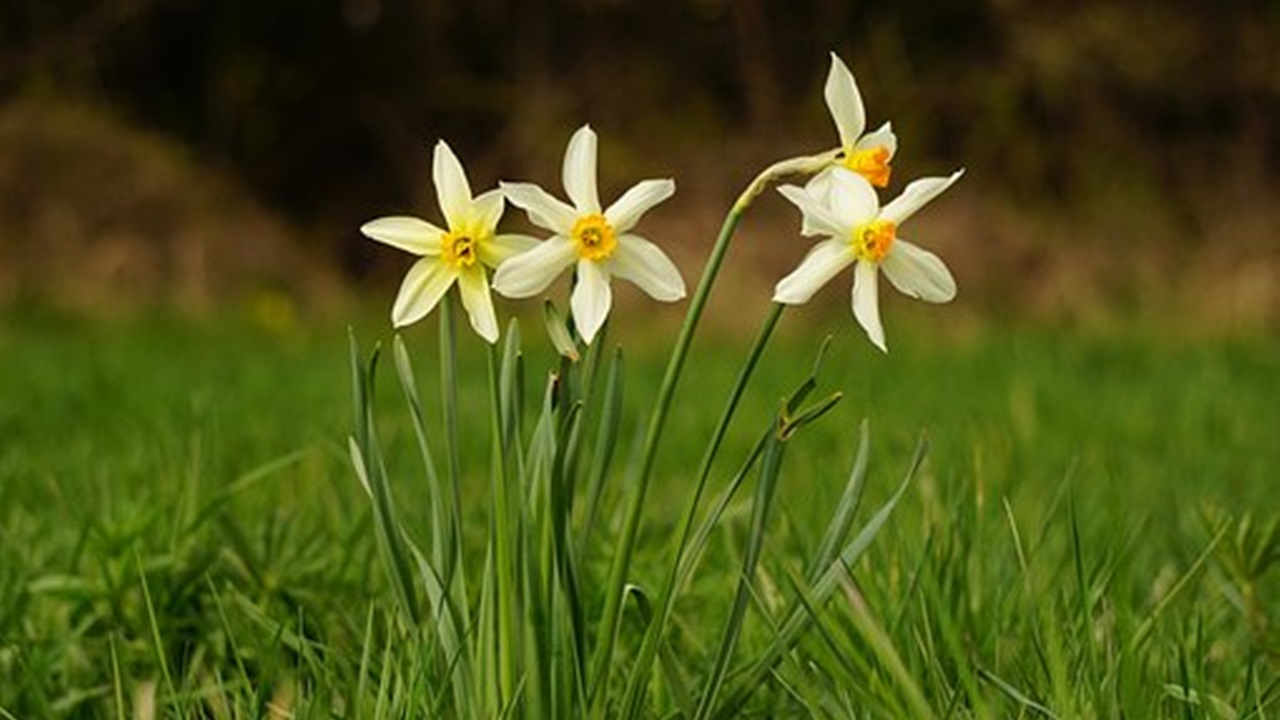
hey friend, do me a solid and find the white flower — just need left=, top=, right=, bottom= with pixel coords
left=774, top=166, right=962, bottom=352
left=804, top=52, right=899, bottom=210
left=360, top=141, right=537, bottom=343
left=493, top=124, right=686, bottom=344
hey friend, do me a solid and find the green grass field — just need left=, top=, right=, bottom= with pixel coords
left=2, top=307, right=1277, bottom=717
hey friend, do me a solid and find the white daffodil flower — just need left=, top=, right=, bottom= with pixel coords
left=774, top=166, right=962, bottom=353
left=361, top=141, right=538, bottom=343
left=493, top=124, right=686, bottom=344
left=804, top=52, right=899, bottom=210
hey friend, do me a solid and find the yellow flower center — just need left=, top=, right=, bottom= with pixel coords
left=852, top=220, right=896, bottom=263
left=571, top=213, right=618, bottom=261
left=440, top=230, right=479, bottom=269
left=841, top=146, right=892, bottom=188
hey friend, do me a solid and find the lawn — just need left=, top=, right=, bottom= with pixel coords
left=1, top=306, right=1277, bottom=717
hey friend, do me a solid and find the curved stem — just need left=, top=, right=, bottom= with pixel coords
left=618, top=302, right=785, bottom=717
left=587, top=205, right=747, bottom=708
left=588, top=150, right=835, bottom=714
left=439, top=294, right=465, bottom=589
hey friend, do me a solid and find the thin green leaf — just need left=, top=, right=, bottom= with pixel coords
left=693, top=416, right=789, bottom=720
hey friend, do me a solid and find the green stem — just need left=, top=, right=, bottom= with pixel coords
left=439, top=294, right=465, bottom=586
left=588, top=150, right=837, bottom=713
left=618, top=302, right=784, bottom=717
left=588, top=204, right=746, bottom=709
left=487, top=340, right=518, bottom=708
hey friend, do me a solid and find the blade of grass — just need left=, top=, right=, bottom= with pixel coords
left=692, top=416, right=790, bottom=720
left=135, top=547, right=178, bottom=717
left=711, top=436, right=926, bottom=719
left=579, top=347, right=623, bottom=553
left=109, top=633, right=126, bottom=720
left=392, top=335, right=448, bottom=575
left=979, top=667, right=1060, bottom=719
left=1123, top=523, right=1228, bottom=658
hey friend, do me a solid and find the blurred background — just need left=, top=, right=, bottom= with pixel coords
left=1, top=0, right=1277, bottom=331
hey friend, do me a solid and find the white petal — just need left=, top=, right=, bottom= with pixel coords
left=827, top=168, right=880, bottom=225
left=433, top=140, right=473, bottom=230
left=501, top=182, right=578, bottom=234
left=879, top=170, right=964, bottom=226
left=605, top=179, right=675, bottom=234
left=610, top=235, right=686, bottom=301
left=360, top=216, right=444, bottom=255
left=803, top=168, right=835, bottom=203
left=470, top=189, right=505, bottom=233
left=778, top=184, right=847, bottom=238
left=852, top=261, right=886, bottom=353
left=456, top=266, right=499, bottom=343
left=563, top=124, right=601, bottom=214
left=773, top=239, right=855, bottom=304
left=853, top=122, right=898, bottom=159
left=491, top=237, right=577, bottom=298
left=825, top=52, right=866, bottom=149
left=479, top=233, right=540, bottom=268
left=392, top=258, right=456, bottom=328
left=881, top=239, right=956, bottom=303
left=571, top=260, right=612, bottom=344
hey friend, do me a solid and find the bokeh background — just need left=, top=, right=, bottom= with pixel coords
left=1, top=0, right=1277, bottom=330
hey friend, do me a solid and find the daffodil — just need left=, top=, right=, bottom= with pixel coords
left=774, top=166, right=962, bottom=352
left=493, top=124, right=686, bottom=344
left=361, top=141, right=537, bottom=343
left=804, top=52, right=899, bottom=207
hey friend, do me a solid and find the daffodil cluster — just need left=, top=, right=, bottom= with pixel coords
left=773, top=52, right=963, bottom=352
left=362, top=126, right=685, bottom=344
left=362, top=53, right=960, bottom=353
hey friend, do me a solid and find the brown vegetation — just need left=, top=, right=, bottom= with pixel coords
left=0, top=0, right=1276, bottom=329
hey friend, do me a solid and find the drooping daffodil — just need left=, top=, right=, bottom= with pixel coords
left=360, top=141, right=537, bottom=343
left=774, top=166, right=962, bottom=352
left=806, top=52, right=899, bottom=203
left=493, top=124, right=686, bottom=344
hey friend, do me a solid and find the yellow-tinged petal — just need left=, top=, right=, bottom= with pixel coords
left=571, top=259, right=612, bottom=344
left=881, top=239, right=956, bottom=303
left=491, top=237, right=577, bottom=298
left=470, top=189, right=505, bottom=234
left=456, top=266, right=499, bottom=343
left=563, top=124, right=601, bottom=214
left=479, top=233, right=540, bottom=268
left=433, top=140, right=473, bottom=230
left=610, top=234, right=686, bottom=301
left=361, top=216, right=445, bottom=255
left=501, top=181, right=578, bottom=234
left=392, top=257, right=456, bottom=328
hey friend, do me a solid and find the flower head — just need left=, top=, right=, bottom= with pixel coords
left=360, top=141, right=537, bottom=343
left=774, top=166, right=962, bottom=352
left=791, top=52, right=901, bottom=236
left=493, top=124, right=686, bottom=344
left=820, top=52, right=898, bottom=189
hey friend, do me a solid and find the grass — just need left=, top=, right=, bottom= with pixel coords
left=1, top=305, right=1278, bottom=717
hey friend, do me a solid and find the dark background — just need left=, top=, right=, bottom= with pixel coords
left=2, top=0, right=1277, bottom=327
